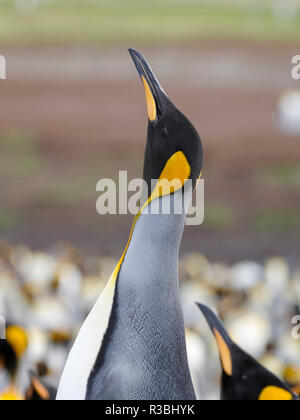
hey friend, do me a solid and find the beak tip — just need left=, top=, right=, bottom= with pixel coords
left=128, top=48, right=140, bottom=60
left=128, top=48, right=164, bottom=122
left=128, top=49, right=148, bottom=83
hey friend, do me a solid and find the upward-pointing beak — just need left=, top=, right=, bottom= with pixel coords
left=197, top=303, right=233, bottom=377
left=129, top=49, right=165, bottom=124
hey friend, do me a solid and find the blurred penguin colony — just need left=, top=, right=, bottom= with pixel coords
left=0, top=241, right=299, bottom=400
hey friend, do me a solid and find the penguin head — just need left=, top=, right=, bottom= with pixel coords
left=129, top=49, right=203, bottom=198
left=0, top=325, right=28, bottom=401
left=197, top=303, right=298, bottom=401
left=0, top=325, right=28, bottom=377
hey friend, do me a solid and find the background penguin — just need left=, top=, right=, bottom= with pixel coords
left=56, top=49, right=203, bottom=400
left=25, top=374, right=56, bottom=401
left=0, top=325, right=28, bottom=400
left=0, top=325, right=54, bottom=400
left=197, top=303, right=299, bottom=401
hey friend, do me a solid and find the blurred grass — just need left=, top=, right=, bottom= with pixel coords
left=252, top=209, right=300, bottom=233
left=258, top=164, right=300, bottom=188
left=37, top=176, right=97, bottom=206
left=204, top=203, right=236, bottom=230
left=0, top=130, right=44, bottom=176
left=0, top=206, right=22, bottom=231
left=0, top=0, right=299, bottom=45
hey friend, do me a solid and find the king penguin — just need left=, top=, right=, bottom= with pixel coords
left=197, top=303, right=298, bottom=401
left=0, top=325, right=28, bottom=400
left=56, top=49, right=203, bottom=400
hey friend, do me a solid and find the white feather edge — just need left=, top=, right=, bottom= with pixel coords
left=56, top=275, right=117, bottom=400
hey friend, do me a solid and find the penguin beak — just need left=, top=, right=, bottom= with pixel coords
left=129, top=49, right=165, bottom=125
left=197, top=303, right=233, bottom=377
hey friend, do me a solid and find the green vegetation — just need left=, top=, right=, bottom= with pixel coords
left=0, top=0, right=299, bottom=45
left=204, top=203, right=236, bottom=230
left=0, top=206, right=22, bottom=231
left=38, top=176, right=97, bottom=206
left=258, top=164, right=300, bottom=188
left=252, top=209, right=300, bottom=233
left=0, top=130, right=44, bottom=176
left=254, top=165, right=300, bottom=233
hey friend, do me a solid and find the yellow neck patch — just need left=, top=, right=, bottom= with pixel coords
left=142, top=75, right=157, bottom=122
left=214, top=328, right=233, bottom=376
left=6, top=326, right=28, bottom=359
left=259, top=386, right=293, bottom=401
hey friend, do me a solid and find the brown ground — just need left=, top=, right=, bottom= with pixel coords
left=0, top=41, right=299, bottom=262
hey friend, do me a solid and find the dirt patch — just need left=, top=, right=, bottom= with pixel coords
left=0, top=41, right=299, bottom=261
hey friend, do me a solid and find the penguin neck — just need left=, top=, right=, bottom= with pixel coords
left=121, top=189, right=189, bottom=290
left=84, top=189, right=196, bottom=401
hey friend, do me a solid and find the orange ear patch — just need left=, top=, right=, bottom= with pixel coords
left=259, top=386, right=293, bottom=401
left=213, top=328, right=233, bottom=376
left=159, top=151, right=191, bottom=190
left=138, top=151, right=191, bottom=216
